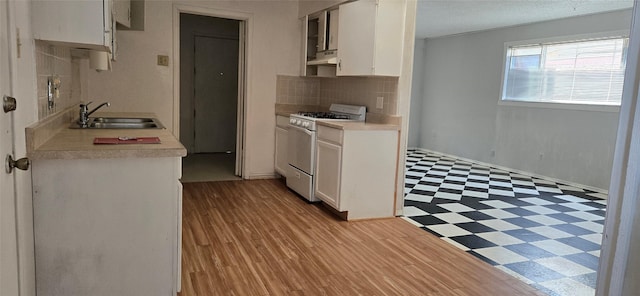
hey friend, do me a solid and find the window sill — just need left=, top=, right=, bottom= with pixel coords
left=498, top=100, right=621, bottom=113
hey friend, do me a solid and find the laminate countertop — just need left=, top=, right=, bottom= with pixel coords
left=276, top=111, right=292, bottom=117
left=27, top=112, right=187, bottom=160
left=275, top=112, right=400, bottom=131
left=316, top=120, right=400, bottom=131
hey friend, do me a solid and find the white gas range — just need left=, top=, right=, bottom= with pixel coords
left=286, top=104, right=366, bottom=202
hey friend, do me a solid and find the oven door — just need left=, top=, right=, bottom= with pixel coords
left=287, top=124, right=316, bottom=175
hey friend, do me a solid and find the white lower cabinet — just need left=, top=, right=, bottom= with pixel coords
left=315, top=124, right=398, bottom=220
left=315, top=140, right=342, bottom=209
left=274, top=115, right=289, bottom=177
left=32, top=157, right=182, bottom=295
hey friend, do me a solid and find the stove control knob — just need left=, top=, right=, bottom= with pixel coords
left=302, top=122, right=309, bottom=128
left=296, top=120, right=301, bottom=125
left=289, top=118, right=295, bottom=124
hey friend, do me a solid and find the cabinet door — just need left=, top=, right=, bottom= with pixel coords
left=300, top=15, right=309, bottom=76
left=327, top=9, right=339, bottom=50
left=336, top=0, right=376, bottom=76
left=316, top=11, right=327, bottom=52
left=32, top=0, right=112, bottom=51
left=275, top=126, right=288, bottom=176
left=315, top=140, right=342, bottom=209
left=114, top=0, right=131, bottom=28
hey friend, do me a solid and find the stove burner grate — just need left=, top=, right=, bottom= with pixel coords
left=296, top=112, right=351, bottom=120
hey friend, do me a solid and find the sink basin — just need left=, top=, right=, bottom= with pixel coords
left=91, top=117, right=155, bottom=124
left=88, top=122, right=160, bottom=129
left=70, top=117, right=164, bottom=129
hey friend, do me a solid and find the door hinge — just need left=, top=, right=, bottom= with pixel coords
left=16, top=28, right=22, bottom=58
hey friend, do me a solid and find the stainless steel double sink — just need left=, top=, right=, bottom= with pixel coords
left=70, top=117, right=165, bottom=129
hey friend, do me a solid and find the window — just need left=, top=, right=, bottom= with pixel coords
left=502, top=36, right=628, bottom=106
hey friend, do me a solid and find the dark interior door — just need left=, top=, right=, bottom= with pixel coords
left=193, top=35, right=239, bottom=153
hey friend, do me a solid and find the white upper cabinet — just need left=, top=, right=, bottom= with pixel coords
left=336, top=0, right=406, bottom=76
left=114, top=0, right=131, bottom=28
left=302, top=0, right=406, bottom=77
left=32, top=0, right=114, bottom=52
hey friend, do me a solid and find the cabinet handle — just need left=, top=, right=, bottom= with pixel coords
left=338, top=60, right=342, bottom=71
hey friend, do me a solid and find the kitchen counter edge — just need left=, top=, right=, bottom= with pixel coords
left=316, top=120, right=400, bottom=131
left=26, top=110, right=186, bottom=160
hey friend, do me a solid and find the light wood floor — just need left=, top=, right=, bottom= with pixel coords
left=179, top=179, right=546, bottom=296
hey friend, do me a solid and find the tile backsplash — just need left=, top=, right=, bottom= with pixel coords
left=319, top=76, right=398, bottom=115
left=35, top=41, right=83, bottom=120
left=276, top=75, right=320, bottom=106
left=276, top=75, right=398, bottom=115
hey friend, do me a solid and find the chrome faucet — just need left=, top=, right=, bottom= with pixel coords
left=78, top=101, right=110, bottom=127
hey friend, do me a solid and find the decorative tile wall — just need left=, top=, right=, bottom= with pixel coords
left=319, top=76, right=398, bottom=115
left=276, top=75, right=399, bottom=115
left=35, top=41, right=82, bottom=120
left=276, top=75, right=320, bottom=105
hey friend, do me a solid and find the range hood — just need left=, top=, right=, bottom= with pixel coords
left=307, top=49, right=337, bottom=66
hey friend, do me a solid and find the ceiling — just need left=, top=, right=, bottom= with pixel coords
left=416, top=0, right=635, bottom=39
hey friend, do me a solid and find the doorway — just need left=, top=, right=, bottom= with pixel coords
left=179, top=13, right=244, bottom=182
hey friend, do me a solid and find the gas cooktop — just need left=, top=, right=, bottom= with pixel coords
left=295, top=112, right=351, bottom=120
left=289, top=104, right=367, bottom=131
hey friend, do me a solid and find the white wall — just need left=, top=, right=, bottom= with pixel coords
left=622, top=210, right=640, bottom=293
left=413, top=9, right=632, bottom=190
left=87, top=0, right=301, bottom=178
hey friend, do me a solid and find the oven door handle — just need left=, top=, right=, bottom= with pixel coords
left=288, top=124, right=315, bottom=135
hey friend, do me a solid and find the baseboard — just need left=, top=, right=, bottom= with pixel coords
left=243, top=173, right=279, bottom=180
left=412, top=148, right=609, bottom=196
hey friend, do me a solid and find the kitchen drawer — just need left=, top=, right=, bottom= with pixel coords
left=287, top=165, right=313, bottom=200
left=276, top=115, right=290, bottom=128
left=317, top=125, right=343, bottom=145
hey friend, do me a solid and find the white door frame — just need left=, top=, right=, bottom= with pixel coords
left=597, top=2, right=640, bottom=294
left=172, top=4, right=251, bottom=176
left=1, top=0, right=20, bottom=293
left=2, top=0, right=38, bottom=295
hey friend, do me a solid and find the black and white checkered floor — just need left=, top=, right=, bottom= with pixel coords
left=402, top=150, right=607, bottom=296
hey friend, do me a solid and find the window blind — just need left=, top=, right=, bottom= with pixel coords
left=503, top=37, right=628, bottom=106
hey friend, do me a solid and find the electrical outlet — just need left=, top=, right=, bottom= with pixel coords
left=376, top=96, right=384, bottom=109
left=157, top=55, right=169, bottom=66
